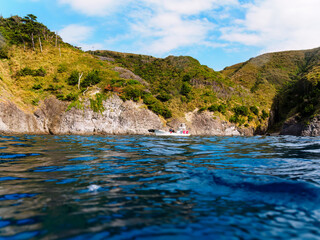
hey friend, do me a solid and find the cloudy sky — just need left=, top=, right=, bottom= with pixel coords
left=2, top=0, right=320, bottom=70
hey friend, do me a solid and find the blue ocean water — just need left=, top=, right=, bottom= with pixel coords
left=0, top=135, right=320, bottom=239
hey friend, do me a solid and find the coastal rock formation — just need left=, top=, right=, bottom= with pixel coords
left=0, top=95, right=253, bottom=136
left=188, top=111, right=248, bottom=136
left=301, top=115, right=320, bottom=136
left=167, top=110, right=247, bottom=136
left=280, top=117, right=304, bottom=136
left=0, top=101, right=44, bottom=134
left=279, top=115, right=320, bottom=137
left=0, top=95, right=162, bottom=135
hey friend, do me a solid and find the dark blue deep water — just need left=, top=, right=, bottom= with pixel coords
left=0, top=135, right=320, bottom=239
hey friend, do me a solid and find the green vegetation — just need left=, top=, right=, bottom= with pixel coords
left=90, top=93, right=106, bottom=114
left=17, top=66, right=46, bottom=77
left=2, top=15, right=320, bottom=132
left=267, top=48, right=320, bottom=131
left=92, top=50, right=268, bottom=126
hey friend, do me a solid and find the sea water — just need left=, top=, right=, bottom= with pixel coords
left=0, top=135, right=320, bottom=239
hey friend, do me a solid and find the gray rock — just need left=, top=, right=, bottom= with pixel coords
left=280, top=116, right=304, bottom=136
left=0, top=101, right=44, bottom=134
left=301, top=115, right=320, bottom=136
left=185, top=111, right=245, bottom=136
left=0, top=96, right=256, bottom=136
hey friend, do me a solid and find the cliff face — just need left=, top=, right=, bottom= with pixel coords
left=0, top=95, right=247, bottom=136
left=280, top=115, right=320, bottom=137
left=0, top=96, right=162, bottom=135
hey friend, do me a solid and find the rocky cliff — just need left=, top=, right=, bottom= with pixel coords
left=0, top=95, right=245, bottom=136
left=0, top=95, right=162, bottom=135
left=280, top=115, right=320, bottom=136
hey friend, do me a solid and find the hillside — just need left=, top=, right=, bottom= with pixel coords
left=1, top=15, right=320, bottom=135
left=222, top=47, right=320, bottom=134
left=93, top=50, right=271, bottom=130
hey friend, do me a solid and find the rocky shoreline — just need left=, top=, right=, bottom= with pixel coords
left=1, top=95, right=319, bottom=137
left=0, top=95, right=249, bottom=136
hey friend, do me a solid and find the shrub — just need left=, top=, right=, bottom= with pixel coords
left=31, top=98, right=39, bottom=106
left=229, top=114, right=245, bottom=126
left=148, top=101, right=172, bottom=118
left=162, top=106, right=172, bottom=118
left=180, top=95, right=187, bottom=103
left=66, top=100, right=84, bottom=111
left=0, top=44, right=9, bottom=59
left=81, top=70, right=101, bottom=88
left=123, top=85, right=145, bottom=101
left=208, top=104, right=219, bottom=112
left=143, top=93, right=157, bottom=105
left=198, top=106, right=207, bottom=112
left=156, top=92, right=172, bottom=102
left=57, top=64, right=67, bottom=73
left=32, top=83, right=42, bottom=90
left=56, top=94, right=65, bottom=100
left=233, top=105, right=249, bottom=116
left=89, top=93, right=106, bottom=114
left=53, top=75, right=59, bottom=82
left=181, top=82, right=192, bottom=96
left=218, top=104, right=227, bottom=114
left=18, top=67, right=46, bottom=77
left=35, top=67, right=46, bottom=77
left=67, top=70, right=79, bottom=86
left=65, top=92, right=78, bottom=101
left=127, top=79, right=140, bottom=85
left=18, top=67, right=34, bottom=76
left=250, top=106, right=259, bottom=116
left=45, top=84, right=58, bottom=91
left=261, top=110, right=269, bottom=120
left=182, top=74, right=191, bottom=82
left=111, top=79, right=126, bottom=87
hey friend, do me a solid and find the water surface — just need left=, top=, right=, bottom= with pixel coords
left=0, top=135, right=320, bottom=239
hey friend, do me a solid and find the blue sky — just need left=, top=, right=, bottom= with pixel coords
left=1, top=0, right=320, bottom=70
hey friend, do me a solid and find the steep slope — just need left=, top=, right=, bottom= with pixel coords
left=4, top=15, right=320, bottom=136
left=94, top=50, right=271, bottom=131
left=0, top=15, right=252, bottom=135
left=0, top=15, right=163, bottom=135
left=222, top=47, right=320, bottom=135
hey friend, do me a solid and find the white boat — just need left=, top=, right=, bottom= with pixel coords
left=151, top=123, right=190, bottom=136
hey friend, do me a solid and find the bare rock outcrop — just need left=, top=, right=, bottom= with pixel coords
left=0, top=101, right=44, bottom=134
left=280, top=116, right=304, bottom=136
left=114, top=67, right=149, bottom=86
left=301, top=115, right=320, bottom=136
left=56, top=96, right=161, bottom=135
left=279, top=115, right=320, bottom=136
left=0, top=96, right=257, bottom=136
left=182, top=110, right=249, bottom=136
left=0, top=95, right=162, bottom=135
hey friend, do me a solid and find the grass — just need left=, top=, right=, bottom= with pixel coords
left=3, top=16, right=319, bottom=131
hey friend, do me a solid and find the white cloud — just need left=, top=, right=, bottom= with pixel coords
left=128, top=0, right=237, bottom=55
left=57, top=0, right=239, bottom=55
left=59, top=24, right=94, bottom=45
left=146, top=0, right=238, bottom=15
left=58, top=0, right=127, bottom=16
left=221, top=0, right=320, bottom=52
left=132, top=13, right=214, bottom=54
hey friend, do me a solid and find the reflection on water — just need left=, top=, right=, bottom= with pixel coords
left=0, top=135, right=320, bottom=239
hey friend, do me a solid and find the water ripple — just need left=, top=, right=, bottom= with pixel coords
left=0, top=135, right=320, bottom=239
